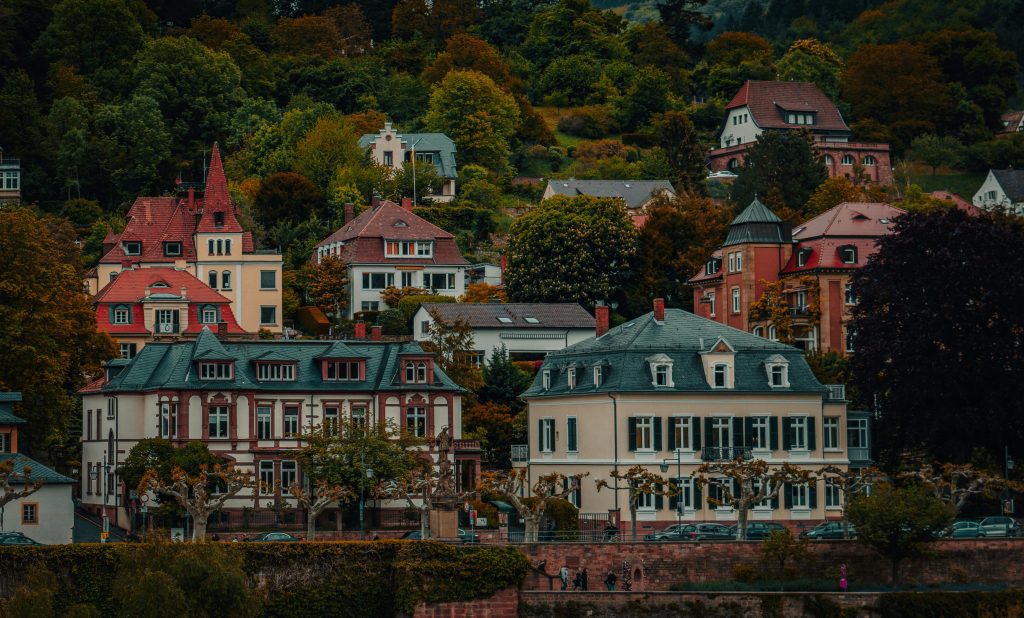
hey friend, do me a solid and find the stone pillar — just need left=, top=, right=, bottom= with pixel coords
left=430, top=497, right=461, bottom=540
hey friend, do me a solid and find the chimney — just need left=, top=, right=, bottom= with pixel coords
left=371, top=196, right=381, bottom=209
left=344, top=202, right=355, bottom=224
left=187, top=187, right=195, bottom=211
left=595, top=305, right=609, bottom=338
left=354, top=320, right=366, bottom=340
left=371, top=325, right=382, bottom=341
left=653, top=298, right=665, bottom=322
left=401, top=197, right=413, bottom=211
left=144, top=286, right=152, bottom=297
left=218, top=322, right=227, bottom=335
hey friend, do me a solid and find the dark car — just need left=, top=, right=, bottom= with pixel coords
left=800, top=521, right=856, bottom=540
left=0, top=532, right=43, bottom=546
left=727, top=522, right=786, bottom=540
left=658, top=523, right=733, bottom=541
left=247, top=532, right=301, bottom=542
left=644, top=524, right=692, bottom=541
left=937, top=520, right=985, bottom=539
left=400, top=528, right=480, bottom=543
left=979, top=516, right=1021, bottom=538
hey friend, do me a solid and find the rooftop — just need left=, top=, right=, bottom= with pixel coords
left=543, top=179, right=676, bottom=210
left=726, top=80, right=849, bottom=133
left=419, top=303, right=595, bottom=329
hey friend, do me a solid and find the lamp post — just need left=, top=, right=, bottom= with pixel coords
left=660, top=452, right=684, bottom=528
left=99, top=455, right=111, bottom=543
left=410, top=137, right=423, bottom=206
left=359, top=448, right=374, bottom=536
left=1005, top=447, right=1015, bottom=515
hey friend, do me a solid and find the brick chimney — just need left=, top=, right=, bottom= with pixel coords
left=371, top=196, right=381, bottom=209
left=401, top=197, right=413, bottom=211
left=187, top=187, right=195, bottom=211
left=344, top=202, right=355, bottom=224
left=595, top=305, right=609, bottom=337
left=653, top=298, right=665, bottom=322
left=354, top=320, right=366, bottom=340
left=371, top=325, right=382, bottom=341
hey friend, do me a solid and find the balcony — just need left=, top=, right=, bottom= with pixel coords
left=789, top=306, right=811, bottom=317
left=511, top=444, right=529, bottom=463
left=849, top=446, right=871, bottom=462
left=825, top=384, right=846, bottom=401
left=702, top=446, right=752, bottom=461
left=453, top=439, right=480, bottom=452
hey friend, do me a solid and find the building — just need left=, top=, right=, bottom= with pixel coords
left=0, top=393, right=74, bottom=545
left=0, top=148, right=21, bottom=205
left=94, top=268, right=250, bottom=360
left=79, top=327, right=478, bottom=532
left=87, top=144, right=283, bottom=334
left=313, top=199, right=469, bottom=316
left=412, top=303, right=596, bottom=364
left=359, top=122, right=457, bottom=202
left=972, top=169, right=1024, bottom=216
left=465, top=263, right=503, bottom=287
left=541, top=179, right=676, bottom=226
left=707, top=81, right=893, bottom=185
left=515, top=301, right=869, bottom=529
left=688, top=199, right=904, bottom=353
left=1000, top=111, right=1024, bottom=134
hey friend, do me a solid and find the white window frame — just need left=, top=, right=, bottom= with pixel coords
left=159, top=402, right=177, bottom=439
left=636, top=490, right=655, bottom=511
left=257, top=363, right=295, bottom=382
left=407, top=406, right=427, bottom=437
left=221, top=271, right=232, bottom=290
left=825, top=479, right=841, bottom=508
left=675, top=477, right=694, bottom=510
left=845, top=282, right=857, bottom=305
left=200, top=362, right=232, bottom=380
left=654, top=365, right=669, bottom=386
left=848, top=418, right=868, bottom=449
left=361, top=272, right=394, bottom=290
left=712, top=363, right=729, bottom=388
left=823, top=417, right=840, bottom=450
left=257, top=406, right=273, bottom=440
left=672, top=416, right=693, bottom=451
left=202, top=307, right=218, bottom=324
left=735, top=251, right=742, bottom=271
left=751, top=416, right=770, bottom=450
left=540, top=418, right=555, bottom=453
left=708, top=291, right=716, bottom=317
left=791, top=483, right=809, bottom=508
left=567, top=367, right=576, bottom=390
left=542, top=370, right=551, bottom=390
left=424, top=272, right=456, bottom=291
left=840, top=247, right=857, bottom=264
left=789, top=416, right=808, bottom=450
left=728, top=253, right=735, bottom=272
left=260, top=306, right=277, bottom=325
left=731, top=287, right=740, bottom=313
left=711, top=416, right=732, bottom=449
left=767, top=362, right=789, bottom=388
left=284, top=406, right=299, bottom=436
left=112, top=306, right=130, bottom=324
left=259, top=461, right=275, bottom=495
left=593, top=366, right=602, bottom=387
left=280, top=460, right=297, bottom=491
left=401, top=271, right=416, bottom=287
left=208, top=405, right=229, bottom=439
left=635, top=416, right=654, bottom=451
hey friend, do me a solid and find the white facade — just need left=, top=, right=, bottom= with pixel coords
left=351, top=264, right=466, bottom=314
left=973, top=170, right=1024, bottom=215
left=1, top=485, right=73, bottom=545
left=719, top=105, right=762, bottom=148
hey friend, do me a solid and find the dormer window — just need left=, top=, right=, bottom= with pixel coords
left=655, top=365, right=669, bottom=386
left=257, top=363, right=295, bottom=381
left=164, top=242, right=181, bottom=256
left=111, top=305, right=131, bottom=325
left=324, top=360, right=362, bottom=381
left=213, top=212, right=224, bottom=228
left=839, top=246, right=858, bottom=264
left=200, top=305, right=219, bottom=324
left=594, top=366, right=602, bottom=387
left=785, top=112, right=815, bottom=125
left=123, top=241, right=141, bottom=255
left=385, top=240, right=433, bottom=258
left=764, top=355, right=790, bottom=388
left=542, top=370, right=551, bottom=390
left=199, top=362, right=232, bottom=380
left=713, top=364, right=729, bottom=388
left=705, top=258, right=720, bottom=276
left=796, top=248, right=812, bottom=268
left=567, top=367, right=576, bottom=390
left=404, top=361, right=429, bottom=383
left=647, top=354, right=674, bottom=388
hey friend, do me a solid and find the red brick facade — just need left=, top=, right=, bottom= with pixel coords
left=708, top=141, right=894, bottom=185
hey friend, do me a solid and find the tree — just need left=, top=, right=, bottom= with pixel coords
left=700, top=32, right=774, bottom=98
left=657, top=0, right=712, bottom=54
left=271, top=15, right=344, bottom=58
left=646, top=112, right=706, bottom=194
left=306, top=255, right=350, bottom=318
left=804, top=177, right=864, bottom=218
left=254, top=172, right=327, bottom=227
left=93, top=96, right=173, bottom=206
left=596, top=466, right=677, bottom=539
left=696, top=459, right=813, bottom=540
left=817, top=465, right=884, bottom=539
left=777, top=39, right=843, bottom=102
left=506, top=195, right=637, bottom=307
left=460, top=282, right=507, bottom=304
left=898, top=457, right=1021, bottom=515
left=908, top=134, right=964, bottom=177
left=119, top=439, right=222, bottom=501
left=462, top=401, right=516, bottom=467
left=292, top=115, right=361, bottom=192
left=423, top=33, right=517, bottom=91
left=420, top=309, right=483, bottom=393
left=730, top=130, right=827, bottom=222
left=0, top=208, right=116, bottom=452
left=849, top=209, right=1024, bottom=464
left=846, top=484, right=954, bottom=585
left=423, top=70, right=520, bottom=173
left=629, top=198, right=699, bottom=313
left=760, top=528, right=810, bottom=588
left=619, top=66, right=672, bottom=132
left=139, top=464, right=254, bottom=541
left=0, top=458, right=43, bottom=530
left=288, top=479, right=352, bottom=540
left=480, top=469, right=585, bottom=542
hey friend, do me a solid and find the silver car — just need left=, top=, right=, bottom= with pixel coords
left=978, top=516, right=1021, bottom=537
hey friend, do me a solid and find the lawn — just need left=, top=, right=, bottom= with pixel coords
left=897, top=163, right=986, bottom=199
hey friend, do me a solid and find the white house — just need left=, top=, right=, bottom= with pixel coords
left=542, top=179, right=676, bottom=226
left=359, top=122, right=457, bottom=202
left=413, top=303, right=595, bottom=364
left=972, top=169, right=1024, bottom=216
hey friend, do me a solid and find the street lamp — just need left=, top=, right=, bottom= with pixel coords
left=410, top=137, right=423, bottom=206
left=359, top=447, right=375, bottom=536
left=1005, top=447, right=1016, bottom=515
left=96, top=455, right=112, bottom=543
left=660, top=452, right=685, bottom=527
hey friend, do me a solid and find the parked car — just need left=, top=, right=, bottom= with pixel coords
left=978, top=516, right=1021, bottom=538
left=644, top=524, right=691, bottom=541
left=707, top=171, right=738, bottom=179
left=247, top=532, right=301, bottom=542
left=654, top=523, right=734, bottom=541
left=0, top=532, right=43, bottom=546
left=400, top=529, right=480, bottom=544
left=727, top=522, right=786, bottom=540
left=800, top=521, right=856, bottom=540
left=937, top=520, right=985, bottom=539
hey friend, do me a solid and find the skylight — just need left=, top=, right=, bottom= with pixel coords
left=496, top=317, right=513, bottom=324
left=523, top=317, right=539, bottom=324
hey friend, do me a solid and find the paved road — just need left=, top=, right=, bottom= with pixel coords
left=73, top=511, right=128, bottom=543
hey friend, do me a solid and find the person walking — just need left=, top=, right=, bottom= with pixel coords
left=604, top=571, right=617, bottom=591
left=581, top=567, right=589, bottom=591
left=559, top=564, right=569, bottom=591
left=572, top=569, right=582, bottom=591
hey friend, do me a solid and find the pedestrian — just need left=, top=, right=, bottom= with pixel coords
left=581, top=567, right=589, bottom=591
left=604, top=520, right=618, bottom=542
left=559, top=564, right=569, bottom=591
left=572, top=569, right=582, bottom=591
left=604, top=571, right=617, bottom=591
left=840, top=563, right=848, bottom=592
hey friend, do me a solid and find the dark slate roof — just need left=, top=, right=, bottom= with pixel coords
left=100, top=337, right=461, bottom=393
left=0, top=454, right=74, bottom=484
left=544, top=179, right=676, bottom=210
left=358, top=132, right=457, bottom=178
left=992, top=169, right=1024, bottom=202
left=420, top=303, right=596, bottom=329
left=523, top=308, right=826, bottom=397
left=727, top=81, right=849, bottom=133
left=0, top=392, right=24, bottom=425
left=723, top=198, right=789, bottom=246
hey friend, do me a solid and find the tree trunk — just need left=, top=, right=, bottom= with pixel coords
left=737, top=505, right=749, bottom=540
left=630, top=507, right=637, bottom=541
left=307, top=509, right=318, bottom=541
left=524, top=515, right=540, bottom=543
left=192, top=517, right=207, bottom=542
left=420, top=506, right=428, bottom=539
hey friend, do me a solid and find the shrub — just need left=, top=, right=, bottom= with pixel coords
left=732, top=563, right=758, bottom=583
left=556, top=106, right=619, bottom=139
left=874, top=590, right=1024, bottom=618
left=379, top=308, right=409, bottom=335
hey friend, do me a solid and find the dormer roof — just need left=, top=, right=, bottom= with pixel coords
left=191, top=327, right=235, bottom=361
left=315, top=340, right=369, bottom=359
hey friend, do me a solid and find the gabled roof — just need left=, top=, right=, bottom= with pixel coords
left=316, top=340, right=369, bottom=359
left=992, top=169, right=1024, bottom=202
left=191, top=327, right=235, bottom=361
left=0, top=454, right=74, bottom=484
left=723, top=198, right=788, bottom=246
left=726, top=81, right=849, bottom=133
left=544, top=179, right=676, bottom=210
left=94, top=268, right=232, bottom=304
left=358, top=131, right=458, bottom=178
left=251, top=350, right=299, bottom=362
left=781, top=202, right=905, bottom=274
left=419, top=303, right=596, bottom=329
left=195, top=143, right=243, bottom=233
left=0, top=392, right=25, bottom=425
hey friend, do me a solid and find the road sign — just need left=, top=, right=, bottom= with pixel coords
left=470, top=510, right=477, bottom=521
left=477, top=517, right=488, bottom=527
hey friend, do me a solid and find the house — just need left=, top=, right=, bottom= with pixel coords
left=707, top=81, right=893, bottom=185
left=78, top=327, right=478, bottom=533
left=1000, top=111, right=1024, bottom=134
left=412, top=303, right=596, bottom=364
left=0, top=393, right=74, bottom=545
left=359, top=122, right=457, bottom=202
left=688, top=199, right=905, bottom=353
left=928, top=191, right=981, bottom=216
left=514, top=300, right=870, bottom=528
left=465, top=263, right=503, bottom=287
left=94, top=268, right=250, bottom=360
left=972, top=169, right=1024, bottom=216
left=86, top=144, right=282, bottom=334
left=541, top=179, right=676, bottom=226
left=0, top=148, right=21, bottom=205
left=313, top=199, right=469, bottom=316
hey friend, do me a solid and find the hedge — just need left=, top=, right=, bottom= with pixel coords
left=874, top=589, right=1024, bottom=617
left=0, top=541, right=529, bottom=616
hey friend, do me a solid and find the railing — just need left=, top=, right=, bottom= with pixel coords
left=454, top=439, right=481, bottom=451
left=702, top=446, right=752, bottom=461
left=825, top=384, right=846, bottom=401
left=511, top=444, right=529, bottom=463
left=848, top=446, right=871, bottom=462
left=789, top=306, right=811, bottom=317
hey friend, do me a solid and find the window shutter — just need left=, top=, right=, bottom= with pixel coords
left=627, top=417, right=637, bottom=452
left=784, top=483, right=793, bottom=509
left=704, top=418, right=713, bottom=449
left=770, top=417, right=779, bottom=450
left=695, top=484, right=703, bottom=509
left=771, top=492, right=780, bottom=510
left=567, top=417, right=577, bottom=452
left=807, top=417, right=816, bottom=451
left=537, top=419, right=543, bottom=451
left=782, top=418, right=792, bottom=451
left=732, top=417, right=744, bottom=448
left=809, top=481, right=818, bottom=509
left=693, top=418, right=702, bottom=451
left=669, top=481, right=679, bottom=511
left=655, top=484, right=664, bottom=510
left=654, top=417, right=663, bottom=451
left=667, top=418, right=677, bottom=451
left=745, top=417, right=755, bottom=448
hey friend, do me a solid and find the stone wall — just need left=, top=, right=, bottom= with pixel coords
left=414, top=587, right=519, bottom=617
left=519, top=539, right=1024, bottom=591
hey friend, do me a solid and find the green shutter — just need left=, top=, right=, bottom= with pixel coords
left=771, top=492, right=780, bottom=509
left=695, top=484, right=703, bottom=508
left=807, top=417, right=816, bottom=451
left=782, top=418, right=792, bottom=450
left=784, top=483, right=793, bottom=509
left=655, top=484, right=664, bottom=510
left=704, top=418, right=714, bottom=448
left=669, top=480, right=679, bottom=510
left=654, top=416, right=663, bottom=451
left=537, top=419, right=544, bottom=451
left=667, top=418, right=677, bottom=451
left=627, top=417, right=637, bottom=452
left=567, top=417, right=577, bottom=452
left=745, top=417, right=755, bottom=448
left=809, top=481, right=818, bottom=509
left=732, top=417, right=744, bottom=448
left=693, top=418, right=702, bottom=451
left=770, top=416, right=779, bottom=450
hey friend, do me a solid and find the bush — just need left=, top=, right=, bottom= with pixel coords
left=379, top=308, right=409, bottom=336
left=556, top=105, right=619, bottom=139
left=732, top=563, right=758, bottom=583
left=874, top=590, right=1024, bottom=617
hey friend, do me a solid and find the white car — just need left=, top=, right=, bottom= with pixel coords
left=707, top=171, right=738, bottom=179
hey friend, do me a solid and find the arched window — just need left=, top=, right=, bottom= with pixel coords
left=823, top=154, right=834, bottom=165
left=224, top=239, right=231, bottom=255
left=727, top=158, right=739, bottom=170
left=416, top=362, right=427, bottom=383
left=768, top=326, right=778, bottom=341
left=208, top=271, right=218, bottom=289
left=216, top=239, right=223, bottom=255
left=208, top=239, right=215, bottom=255
left=221, top=271, right=231, bottom=290
left=405, top=362, right=415, bottom=383
left=841, top=155, right=855, bottom=165
left=752, top=326, right=764, bottom=338
left=861, top=155, right=877, bottom=165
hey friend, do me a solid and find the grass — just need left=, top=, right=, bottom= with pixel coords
left=896, top=162, right=986, bottom=198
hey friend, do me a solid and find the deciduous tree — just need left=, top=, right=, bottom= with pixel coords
left=480, top=469, right=585, bottom=542
left=777, top=39, right=843, bottom=101
left=288, top=479, right=353, bottom=540
left=898, top=456, right=1021, bottom=515
left=730, top=130, right=827, bottom=222
left=421, top=309, right=483, bottom=393
left=646, top=112, right=706, bottom=194
left=0, top=458, right=43, bottom=526
left=460, top=283, right=507, bottom=304
left=139, top=464, right=254, bottom=541
left=817, top=465, right=884, bottom=538
left=254, top=172, right=327, bottom=226
left=696, top=459, right=814, bottom=540
left=596, top=466, right=677, bottom=539
left=908, top=134, right=964, bottom=177
left=306, top=255, right=350, bottom=319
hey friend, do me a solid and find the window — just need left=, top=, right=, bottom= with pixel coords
left=848, top=418, right=868, bottom=450
left=542, top=370, right=551, bottom=390
left=221, top=271, right=231, bottom=290
left=208, top=239, right=215, bottom=255
left=636, top=490, right=655, bottom=510
left=21, top=503, right=37, bottom=525
left=155, top=309, right=178, bottom=333
left=107, top=398, right=117, bottom=420
left=224, top=239, right=231, bottom=255
left=424, top=272, right=455, bottom=290
left=841, top=154, right=855, bottom=165
left=123, top=241, right=141, bottom=255
left=710, top=417, right=732, bottom=448
left=2, top=171, right=20, bottom=190
left=824, top=417, right=840, bottom=450
left=845, top=327, right=856, bottom=353
left=259, top=461, right=274, bottom=495
left=260, top=306, right=277, bottom=325
left=862, top=155, right=877, bottom=165
left=824, top=154, right=834, bottom=165
left=845, top=282, right=857, bottom=305
left=731, top=287, right=740, bottom=313
left=119, top=342, right=136, bottom=361
left=840, top=246, right=858, bottom=264
left=708, top=291, right=716, bottom=317
left=728, top=157, right=740, bottom=170
left=728, top=253, right=735, bottom=272
left=593, top=366, right=602, bottom=388
left=420, top=321, right=430, bottom=336
left=417, top=362, right=427, bottom=382
left=671, top=417, right=692, bottom=450
left=164, top=242, right=181, bottom=256
left=257, top=363, right=295, bottom=381
left=199, top=362, right=232, bottom=380
left=789, top=416, right=807, bottom=449
left=735, top=252, right=742, bottom=271
left=201, top=306, right=218, bottom=324
left=539, top=418, right=554, bottom=452
left=407, top=407, right=427, bottom=437
left=361, top=272, right=394, bottom=290
left=260, top=270, right=277, bottom=289
left=323, top=406, right=338, bottom=434
left=383, top=151, right=393, bottom=166
left=284, top=405, right=299, bottom=436
left=208, top=271, right=218, bottom=289
left=385, top=240, right=433, bottom=258
left=796, top=248, right=811, bottom=267
left=751, top=416, right=769, bottom=449
left=404, top=361, right=428, bottom=383
left=405, top=363, right=415, bottom=382
left=567, top=417, right=578, bottom=452
left=361, top=301, right=380, bottom=312
left=351, top=405, right=367, bottom=427
left=216, top=239, right=223, bottom=255
left=213, top=211, right=225, bottom=228
left=752, top=326, right=763, bottom=338
left=705, top=259, right=719, bottom=276
left=713, top=364, right=728, bottom=388
left=208, top=406, right=229, bottom=438
left=281, top=460, right=297, bottom=491
left=795, top=290, right=807, bottom=311
left=159, top=402, right=177, bottom=439
left=567, top=367, right=576, bottom=390
left=635, top=416, right=654, bottom=450
left=654, top=365, right=669, bottom=386
left=766, top=360, right=789, bottom=387
left=112, top=305, right=130, bottom=324
left=825, top=480, right=841, bottom=508
left=768, top=326, right=778, bottom=341
left=401, top=271, right=416, bottom=287
left=325, top=361, right=361, bottom=381
left=673, top=478, right=694, bottom=510
left=257, top=406, right=272, bottom=440
left=790, top=483, right=809, bottom=508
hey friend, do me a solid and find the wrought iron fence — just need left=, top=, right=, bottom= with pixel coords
left=701, top=446, right=753, bottom=461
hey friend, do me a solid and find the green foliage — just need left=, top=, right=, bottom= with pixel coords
left=413, top=203, right=496, bottom=247
left=396, top=294, right=456, bottom=322
left=759, top=529, right=810, bottom=587
left=479, top=345, right=533, bottom=415
left=908, top=134, right=964, bottom=176
left=254, top=172, right=327, bottom=227
left=777, top=39, right=843, bottom=101
left=93, top=95, right=172, bottom=204
left=541, top=497, right=579, bottom=532
left=874, top=589, right=1024, bottom=618
left=556, top=105, right=619, bottom=139
left=119, top=439, right=223, bottom=497
left=379, top=308, right=409, bottom=336
left=297, top=421, right=427, bottom=494
left=730, top=129, right=828, bottom=223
